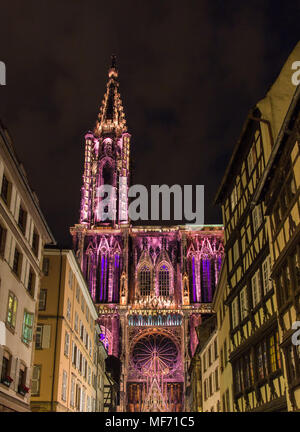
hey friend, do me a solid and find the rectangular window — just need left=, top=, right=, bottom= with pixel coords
left=70, top=376, right=75, bottom=407
left=72, top=342, right=77, bottom=366
left=203, top=379, right=207, bottom=400
left=32, top=230, right=39, bottom=257
left=81, top=388, right=86, bottom=412
left=1, top=174, right=11, bottom=205
left=75, top=312, right=79, bottom=333
left=18, top=364, right=26, bottom=393
left=231, top=186, right=238, bottom=211
left=220, top=348, right=224, bottom=372
left=31, top=365, right=41, bottom=395
left=251, top=270, right=261, bottom=307
left=209, top=374, right=213, bottom=396
left=231, top=297, right=239, bottom=329
left=240, top=287, right=248, bottom=320
left=247, top=144, right=257, bottom=175
left=6, top=292, right=18, bottom=329
left=252, top=204, right=263, bottom=233
left=64, top=331, right=70, bottom=357
left=224, top=340, right=228, bottom=366
left=214, top=339, right=218, bottom=360
left=12, top=246, right=22, bottom=277
left=0, top=222, right=7, bottom=257
left=42, top=258, right=49, bottom=276
left=39, top=289, right=47, bottom=311
left=81, top=294, right=85, bottom=313
left=67, top=298, right=71, bottom=321
left=225, top=389, right=230, bottom=412
left=88, top=366, right=91, bottom=385
left=68, top=269, right=73, bottom=288
left=35, top=325, right=43, bottom=349
left=62, top=370, right=67, bottom=402
left=256, top=344, right=265, bottom=380
left=262, top=255, right=272, bottom=294
left=22, top=311, right=34, bottom=344
left=76, top=284, right=80, bottom=302
left=35, top=324, right=51, bottom=349
left=233, top=240, right=239, bottom=264
left=18, top=205, right=27, bottom=234
left=27, top=268, right=35, bottom=297
left=215, top=367, right=219, bottom=391
left=1, top=351, right=11, bottom=382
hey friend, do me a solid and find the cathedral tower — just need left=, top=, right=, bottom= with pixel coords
left=71, top=58, right=224, bottom=412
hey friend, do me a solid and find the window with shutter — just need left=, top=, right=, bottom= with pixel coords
left=68, top=269, right=73, bottom=288
left=38, top=290, right=47, bottom=311
left=62, top=370, right=67, bottom=401
left=82, top=388, right=86, bottom=412
left=231, top=298, right=239, bottom=329
left=64, top=331, right=70, bottom=357
left=262, top=255, right=272, bottom=294
left=240, top=287, right=248, bottom=320
left=70, top=376, right=75, bottom=407
left=75, top=312, right=78, bottom=332
left=252, top=205, right=263, bottom=233
left=76, top=348, right=80, bottom=369
left=66, top=299, right=71, bottom=321
left=42, top=325, right=51, bottom=349
left=31, top=365, right=41, bottom=395
left=35, top=325, right=43, bottom=349
left=251, top=270, right=261, bottom=307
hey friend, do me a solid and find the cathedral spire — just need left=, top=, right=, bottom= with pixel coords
left=94, top=55, right=127, bottom=137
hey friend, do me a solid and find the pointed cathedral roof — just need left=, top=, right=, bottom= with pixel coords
left=94, top=55, right=127, bottom=137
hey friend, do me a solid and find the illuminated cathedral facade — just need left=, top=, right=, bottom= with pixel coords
left=70, top=58, right=224, bottom=412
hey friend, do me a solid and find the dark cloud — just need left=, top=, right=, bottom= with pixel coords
left=0, top=1, right=299, bottom=245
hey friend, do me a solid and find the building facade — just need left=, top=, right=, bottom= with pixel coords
left=0, top=121, right=54, bottom=411
left=257, top=84, right=300, bottom=410
left=70, top=59, right=224, bottom=412
left=30, top=248, right=105, bottom=412
left=200, top=328, right=220, bottom=412
left=215, top=42, right=300, bottom=412
left=187, top=316, right=220, bottom=412
left=212, top=260, right=234, bottom=412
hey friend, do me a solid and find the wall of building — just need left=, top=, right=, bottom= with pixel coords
left=30, top=249, right=103, bottom=412
left=0, top=124, right=54, bottom=412
left=199, top=330, right=220, bottom=412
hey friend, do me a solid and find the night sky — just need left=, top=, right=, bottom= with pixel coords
left=0, top=1, right=299, bottom=246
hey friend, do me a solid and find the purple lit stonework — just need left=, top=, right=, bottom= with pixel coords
left=70, top=58, right=224, bottom=412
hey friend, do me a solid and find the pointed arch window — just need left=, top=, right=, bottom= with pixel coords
left=159, top=264, right=170, bottom=297
left=139, top=265, right=151, bottom=296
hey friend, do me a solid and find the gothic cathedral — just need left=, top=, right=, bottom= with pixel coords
left=70, top=58, right=224, bottom=412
